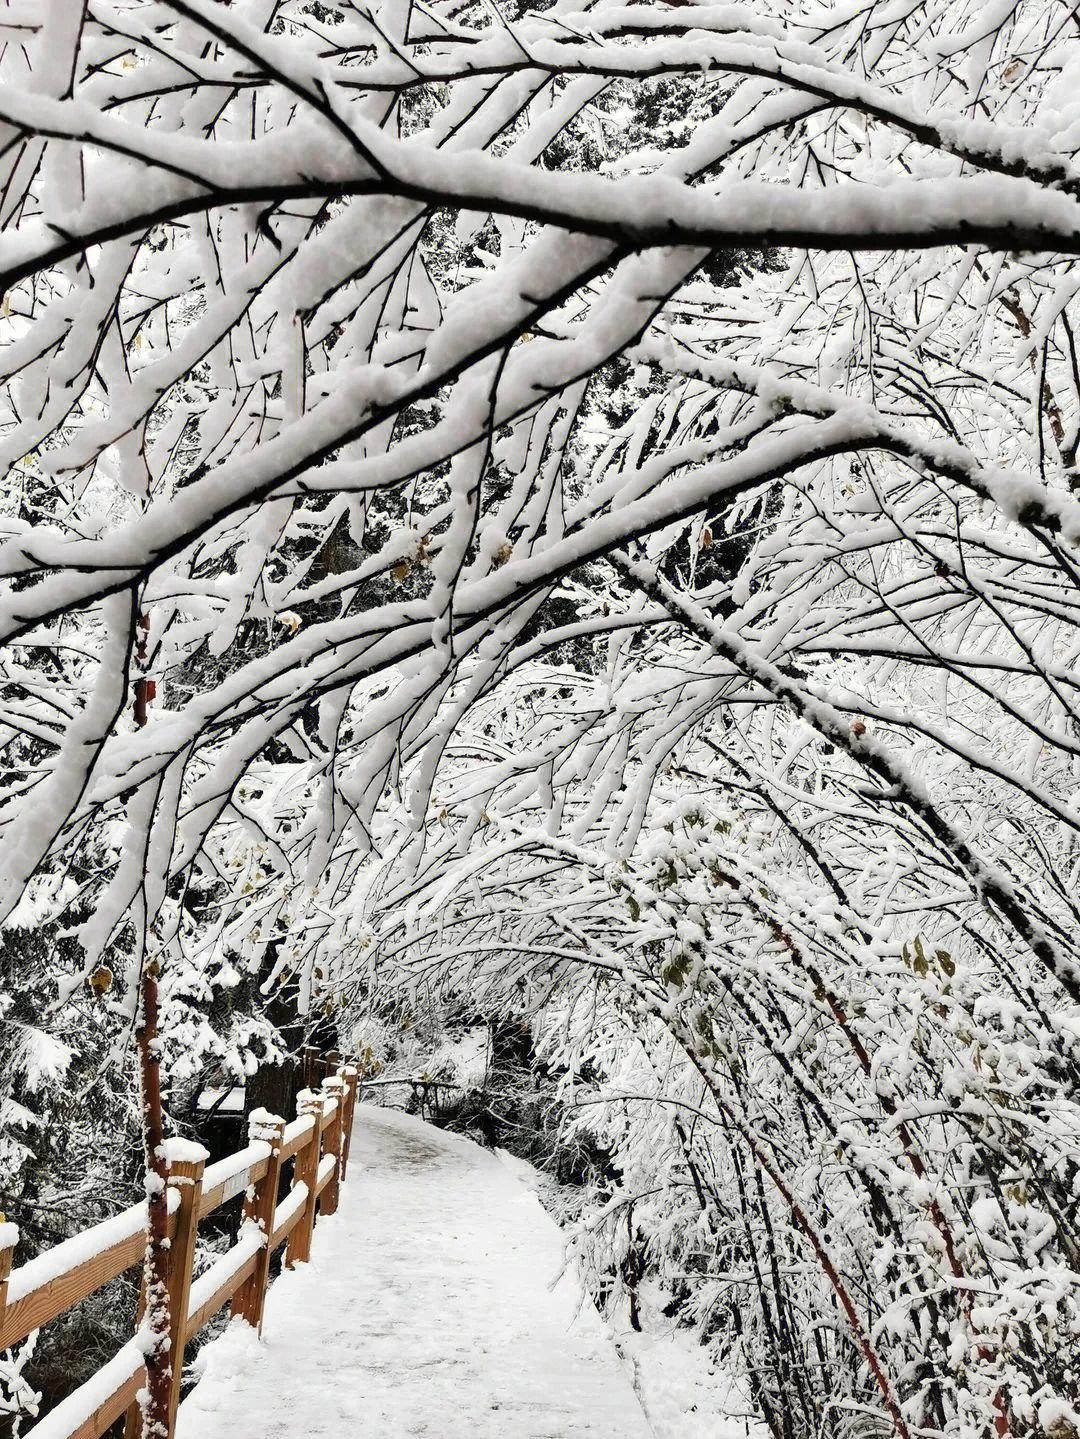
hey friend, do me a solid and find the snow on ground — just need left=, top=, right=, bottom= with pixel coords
left=178, top=1105, right=654, bottom=1439
left=612, top=1309, right=768, bottom=1439
left=494, top=1149, right=768, bottom=1439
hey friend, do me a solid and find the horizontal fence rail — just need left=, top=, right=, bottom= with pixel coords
left=0, top=1063, right=359, bottom=1439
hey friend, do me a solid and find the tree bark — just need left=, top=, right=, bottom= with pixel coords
left=132, top=609, right=172, bottom=1439
left=135, top=957, right=171, bottom=1439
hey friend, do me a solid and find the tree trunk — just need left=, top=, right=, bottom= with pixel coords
left=135, top=958, right=172, bottom=1439
left=132, top=610, right=172, bottom=1439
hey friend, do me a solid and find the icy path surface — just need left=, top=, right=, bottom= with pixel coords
left=178, top=1105, right=654, bottom=1439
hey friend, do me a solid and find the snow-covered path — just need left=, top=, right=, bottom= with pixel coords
left=177, top=1105, right=654, bottom=1439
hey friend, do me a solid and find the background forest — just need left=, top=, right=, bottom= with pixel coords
left=3, top=1, right=1080, bottom=1437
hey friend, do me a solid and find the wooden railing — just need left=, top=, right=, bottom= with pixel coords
left=0, top=1065, right=359, bottom=1439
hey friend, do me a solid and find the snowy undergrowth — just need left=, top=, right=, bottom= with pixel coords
left=613, top=1312, right=766, bottom=1439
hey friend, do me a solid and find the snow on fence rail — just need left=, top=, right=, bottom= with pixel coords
left=0, top=1064, right=359, bottom=1439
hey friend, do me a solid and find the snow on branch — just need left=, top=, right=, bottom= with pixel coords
left=4, top=2, right=1080, bottom=1436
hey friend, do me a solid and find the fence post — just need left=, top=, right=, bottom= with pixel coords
left=320, top=1076, right=346, bottom=1217
left=339, top=1065, right=358, bottom=1180
left=285, top=1089, right=324, bottom=1268
left=0, top=1217, right=16, bottom=1343
left=231, top=1111, right=285, bottom=1333
left=122, top=1145, right=205, bottom=1439
left=164, top=1143, right=206, bottom=1438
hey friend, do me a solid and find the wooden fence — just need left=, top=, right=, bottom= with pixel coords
left=0, top=1064, right=359, bottom=1439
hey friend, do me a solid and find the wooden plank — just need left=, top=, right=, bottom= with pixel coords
left=81, top=1368, right=144, bottom=1439
left=1, top=1211, right=178, bottom=1352
left=197, top=1156, right=269, bottom=1220
left=185, top=1251, right=259, bottom=1339
left=315, top=1154, right=336, bottom=1199
left=279, top=1114, right=315, bottom=1163
left=268, top=1196, right=305, bottom=1253
left=22, top=1342, right=143, bottom=1439
left=68, top=1362, right=143, bottom=1439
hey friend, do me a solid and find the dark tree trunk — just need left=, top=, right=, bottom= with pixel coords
left=135, top=959, right=171, bottom=1439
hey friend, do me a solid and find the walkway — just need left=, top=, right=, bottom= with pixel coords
left=177, top=1105, right=654, bottom=1439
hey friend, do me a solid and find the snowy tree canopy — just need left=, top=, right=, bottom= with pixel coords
left=4, top=0, right=1080, bottom=1436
